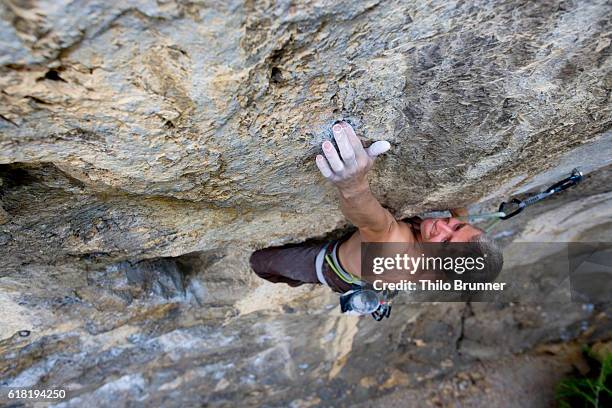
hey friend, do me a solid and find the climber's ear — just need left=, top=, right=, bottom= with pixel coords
left=366, top=141, right=391, bottom=158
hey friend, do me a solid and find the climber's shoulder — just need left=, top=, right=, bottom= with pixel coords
left=349, top=219, right=417, bottom=243
left=389, top=219, right=419, bottom=243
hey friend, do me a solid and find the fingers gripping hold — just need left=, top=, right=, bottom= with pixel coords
left=322, top=140, right=344, bottom=172
left=341, top=122, right=367, bottom=159
left=314, top=121, right=391, bottom=181
left=316, top=155, right=333, bottom=178
left=332, top=124, right=357, bottom=167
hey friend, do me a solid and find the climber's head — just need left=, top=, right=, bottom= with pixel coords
left=417, top=217, right=482, bottom=243
left=415, top=217, right=504, bottom=283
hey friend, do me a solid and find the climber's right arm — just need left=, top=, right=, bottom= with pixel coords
left=315, top=121, right=395, bottom=241
left=336, top=186, right=397, bottom=241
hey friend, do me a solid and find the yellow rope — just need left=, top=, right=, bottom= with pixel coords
left=325, top=254, right=359, bottom=284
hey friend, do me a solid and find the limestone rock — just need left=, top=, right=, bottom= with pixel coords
left=0, top=0, right=610, bottom=264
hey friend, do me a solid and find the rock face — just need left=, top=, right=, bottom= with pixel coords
left=1, top=0, right=611, bottom=261
left=0, top=0, right=610, bottom=406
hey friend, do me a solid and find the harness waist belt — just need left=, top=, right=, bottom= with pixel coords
left=315, top=244, right=329, bottom=286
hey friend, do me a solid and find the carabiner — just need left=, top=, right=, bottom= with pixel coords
left=499, top=198, right=526, bottom=220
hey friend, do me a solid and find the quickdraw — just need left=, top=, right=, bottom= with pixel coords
left=457, top=168, right=584, bottom=231
left=498, top=168, right=583, bottom=220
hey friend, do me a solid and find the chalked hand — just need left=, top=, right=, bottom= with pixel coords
left=315, top=121, right=390, bottom=196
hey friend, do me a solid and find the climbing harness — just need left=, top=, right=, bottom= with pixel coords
left=456, top=168, right=583, bottom=231
left=319, top=240, right=397, bottom=321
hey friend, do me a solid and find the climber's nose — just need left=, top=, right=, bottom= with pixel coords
left=437, top=220, right=454, bottom=234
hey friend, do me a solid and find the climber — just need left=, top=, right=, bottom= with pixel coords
left=249, top=121, right=503, bottom=299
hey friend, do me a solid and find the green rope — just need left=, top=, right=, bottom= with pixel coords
left=325, top=254, right=359, bottom=284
